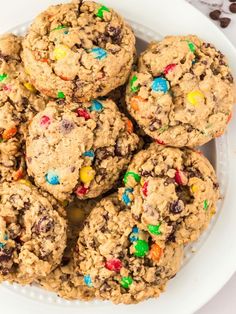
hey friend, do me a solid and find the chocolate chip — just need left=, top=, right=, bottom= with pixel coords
left=219, top=17, right=231, bottom=28
left=209, top=10, right=221, bottom=20
left=60, top=119, right=74, bottom=134
left=106, top=26, right=122, bottom=44
left=230, top=3, right=236, bottom=13
left=169, top=200, right=183, bottom=214
left=0, top=247, right=13, bottom=262
left=225, top=73, right=234, bottom=83
left=34, top=216, right=54, bottom=234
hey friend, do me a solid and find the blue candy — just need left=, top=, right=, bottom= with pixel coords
left=129, top=226, right=139, bottom=243
left=84, top=275, right=92, bottom=287
left=89, top=100, right=104, bottom=112
left=45, top=171, right=60, bottom=185
left=0, top=234, right=8, bottom=249
left=152, top=77, right=169, bottom=93
left=132, top=227, right=139, bottom=234
left=83, top=150, right=95, bottom=158
left=122, top=188, right=133, bottom=205
left=91, top=47, right=107, bottom=60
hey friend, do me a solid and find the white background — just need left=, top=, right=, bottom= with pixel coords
left=0, top=0, right=235, bottom=313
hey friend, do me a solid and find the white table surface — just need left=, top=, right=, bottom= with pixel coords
left=0, top=1, right=235, bottom=313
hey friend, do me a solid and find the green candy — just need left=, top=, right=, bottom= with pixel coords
left=123, top=171, right=141, bottom=185
left=130, top=75, right=139, bottom=93
left=0, top=73, right=8, bottom=82
left=148, top=224, right=161, bottom=235
left=57, top=91, right=65, bottom=99
left=134, top=239, right=149, bottom=257
left=120, top=276, right=133, bottom=289
left=51, top=25, right=66, bottom=31
left=96, top=5, right=110, bottom=19
left=203, top=200, right=209, bottom=210
left=187, top=41, right=196, bottom=53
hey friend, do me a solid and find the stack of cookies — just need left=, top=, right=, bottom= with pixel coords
left=0, top=0, right=234, bottom=305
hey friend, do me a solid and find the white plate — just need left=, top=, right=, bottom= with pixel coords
left=1, top=1, right=236, bottom=314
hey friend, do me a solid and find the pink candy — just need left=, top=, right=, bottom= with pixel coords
left=40, top=115, right=51, bottom=128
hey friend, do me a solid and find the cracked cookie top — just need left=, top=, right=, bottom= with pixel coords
left=26, top=99, right=140, bottom=201
left=119, top=143, right=220, bottom=245
left=126, top=35, right=234, bottom=147
left=74, top=194, right=183, bottom=304
left=22, top=1, right=136, bottom=101
left=0, top=181, right=67, bottom=284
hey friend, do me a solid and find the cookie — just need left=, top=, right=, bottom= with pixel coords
left=126, top=35, right=234, bottom=147
left=0, top=181, right=67, bottom=284
left=119, top=144, right=219, bottom=245
left=39, top=198, right=99, bottom=300
left=22, top=1, right=136, bottom=101
left=0, top=34, right=48, bottom=183
left=74, top=194, right=183, bottom=304
left=26, top=99, right=140, bottom=201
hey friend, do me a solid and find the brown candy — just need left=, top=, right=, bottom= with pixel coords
left=219, top=17, right=231, bottom=28
left=209, top=10, right=221, bottom=20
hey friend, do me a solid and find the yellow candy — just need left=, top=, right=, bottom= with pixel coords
left=210, top=207, right=216, bottom=218
left=140, top=178, right=145, bottom=187
left=187, top=90, right=205, bottom=106
left=24, top=82, right=36, bottom=93
left=53, top=45, right=69, bottom=61
left=191, top=184, right=198, bottom=193
left=79, top=166, right=95, bottom=184
left=18, top=179, right=32, bottom=187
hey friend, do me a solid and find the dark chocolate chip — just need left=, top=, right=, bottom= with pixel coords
left=60, top=119, right=74, bottom=134
left=34, top=216, right=54, bottom=234
left=0, top=247, right=14, bottom=262
left=230, top=3, right=236, bottom=13
left=219, top=17, right=231, bottom=28
left=209, top=10, right=221, bottom=20
left=169, top=200, right=183, bottom=214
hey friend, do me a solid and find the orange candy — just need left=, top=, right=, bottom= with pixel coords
left=150, top=243, right=163, bottom=262
left=126, top=119, right=133, bottom=133
left=130, top=96, right=146, bottom=111
left=2, top=127, right=17, bottom=140
left=227, top=112, right=232, bottom=124
left=13, top=168, right=24, bottom=181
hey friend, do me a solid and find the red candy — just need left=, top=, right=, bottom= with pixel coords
left=164, top=63, right=176, bottom=75
left=76, top=108, right=91, bottom=120
left=156, top=139, right=166, bottom=145
left=76, top=184, right=89, bottom=196
left=40, top=115, right=51, bottom=128
left=142, top=181, right=148, bottom=197
left=175, top=170, right=187, bottom=186
left=105, top=258, right=122, bottom=272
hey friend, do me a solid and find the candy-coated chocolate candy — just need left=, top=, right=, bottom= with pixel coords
left=53, top=45, right=70, bottom=60
left=227, top=112, right=232, bottom=124
left=79, top=166, right=95, bottom=184
left=0, top=73, right=8, bottom=82
left=40, top=115, right=51, bottom=128
left=24, top=82, right=36, bottom=93
left=105, top=258, right=122, bottom=272
left=76, top=184, right=89, bottom=196
left=134, top=239, right=149, bottom=257
left=3, top=84, right=12, bottom=91
left=152, top=77, right=169, bottom=93
left=2, top=127, right=17, bottom=140
left=122, top=188, right=133, bottom=205
left=130, top=75, right=139, bottom=93
left=129, top=226, right=139, bottom=242
left=51, top=25, right=67, bottom=31
left=147, top=224, right=161, bottom=235
left=45, top=171, right=60, bottom=185
left=76, top=108, right=91, bottom=120
left=164, top=63, right=176, bottom=75
left=187, top=41, right=196, bottom=53
left=187, top=90, right=205, bottom=106
left=123, top=171, right=141, bottom=185
left=191, top=184, right=198, bottom=193
left=126, top=119, right=133, bottom=133
left=83, top=150, right=95, bottom=158
left=89, top=100, right=104, bottom=111
left=203, top=200, right=209, bottom=210
left=0, top=233, right=8, bottom=249
left=57, top=91, right=65, bottom=99
left=91, top=47, right=107, bottom=60
left=84, top=275, right=92, bottom=287
left=120, top=276, right=133, bottom=289
left=130, top=96, right=143, bottom=111
left=156, top=139, right=166, bottom=145
left=96, top=5, right=110, bottom=19
left=174, top=170, right=187, bottom=185
left=13, top=168, right=24, bottom=181
left=18, top=179, right=32, bottom=187
left=142, top=181, right=148, bottom=197
left=150, top=243, right=163, bottom=262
